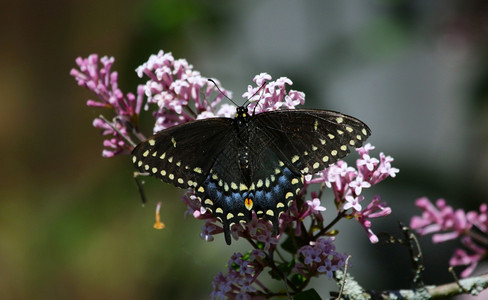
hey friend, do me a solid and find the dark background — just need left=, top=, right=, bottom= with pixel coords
left=1, top=1, right=488, bottom=299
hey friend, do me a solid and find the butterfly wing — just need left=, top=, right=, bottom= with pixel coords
left=251, top=109, right=371, bottom=175
left=131, top=118, right=235, bottom=189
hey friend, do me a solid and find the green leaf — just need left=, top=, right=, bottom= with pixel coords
left=290, top=273, right=307, bottom=286
left=295, top=288, right=322, bottom=300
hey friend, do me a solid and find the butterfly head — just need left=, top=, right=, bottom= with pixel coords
left=234, top=106, right=250, bottom=126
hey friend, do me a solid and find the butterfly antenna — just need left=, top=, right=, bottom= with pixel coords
left=251, top=81, right=267, bottom=116
left=208, top=79, right=239, bottom=107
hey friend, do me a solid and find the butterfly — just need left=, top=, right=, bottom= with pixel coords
left=131, top=105, right=371, bottom=244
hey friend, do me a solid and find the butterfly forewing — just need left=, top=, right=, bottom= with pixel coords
left=131, top=118, right=234, bottom=189
left=252, top=109, right=371, bottom=175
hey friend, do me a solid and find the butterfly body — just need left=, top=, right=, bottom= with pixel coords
left=132, top=106, right=371, bottom=244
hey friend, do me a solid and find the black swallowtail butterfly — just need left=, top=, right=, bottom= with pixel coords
left=131, top=106, right=371, bottom=244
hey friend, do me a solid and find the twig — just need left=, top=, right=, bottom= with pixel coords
left=448, top=266, right=469, bottom=294
left=336, top=255, right=352, bottom=300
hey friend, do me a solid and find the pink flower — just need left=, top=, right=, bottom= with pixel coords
left=349, top=174, right=371, bottom=195
left=344, top=195, right=363, bottom=211
left=71, top=54, right=145, bottom=157
left=306, top=198, right=326, bottom=213
left=356, top=195, right=392, bottom=243
left=450, top=236, right=486, bottom=277
left=135, top=50, right=230, bottom=133
left=411, top=197, right=488, bottom=277
left=410, top=197, right=472, bottom=240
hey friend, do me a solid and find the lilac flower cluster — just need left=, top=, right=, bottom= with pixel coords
left=135, top=50, right=232, bottom=133
left=410, top=198, right=488, bottom=277
left=70, top=54, right=145, bottom=157
left=242, top=72, right=305, bottom=113
left=293, top=238, right=348, bottom=279
left=70, top=51, right=233, bottom=157
left=304, top=144, right=397, bottom=243
left=211, top=250, right=267, bottom=299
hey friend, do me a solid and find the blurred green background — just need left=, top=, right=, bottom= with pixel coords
left=1, top=0, right=488, bottom=299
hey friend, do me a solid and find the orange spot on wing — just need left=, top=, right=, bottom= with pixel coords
left=244, top=198, right=253, bottom=210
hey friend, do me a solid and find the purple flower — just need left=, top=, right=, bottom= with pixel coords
left=256, top=228, right=279, bottom=252
left=201, top=221, right=218, bottom=242
left=294, top=238, right=347, bottom=279
left=317, top=260, right=338, bottom=278
left=211, top=250, right=266, bottom=299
